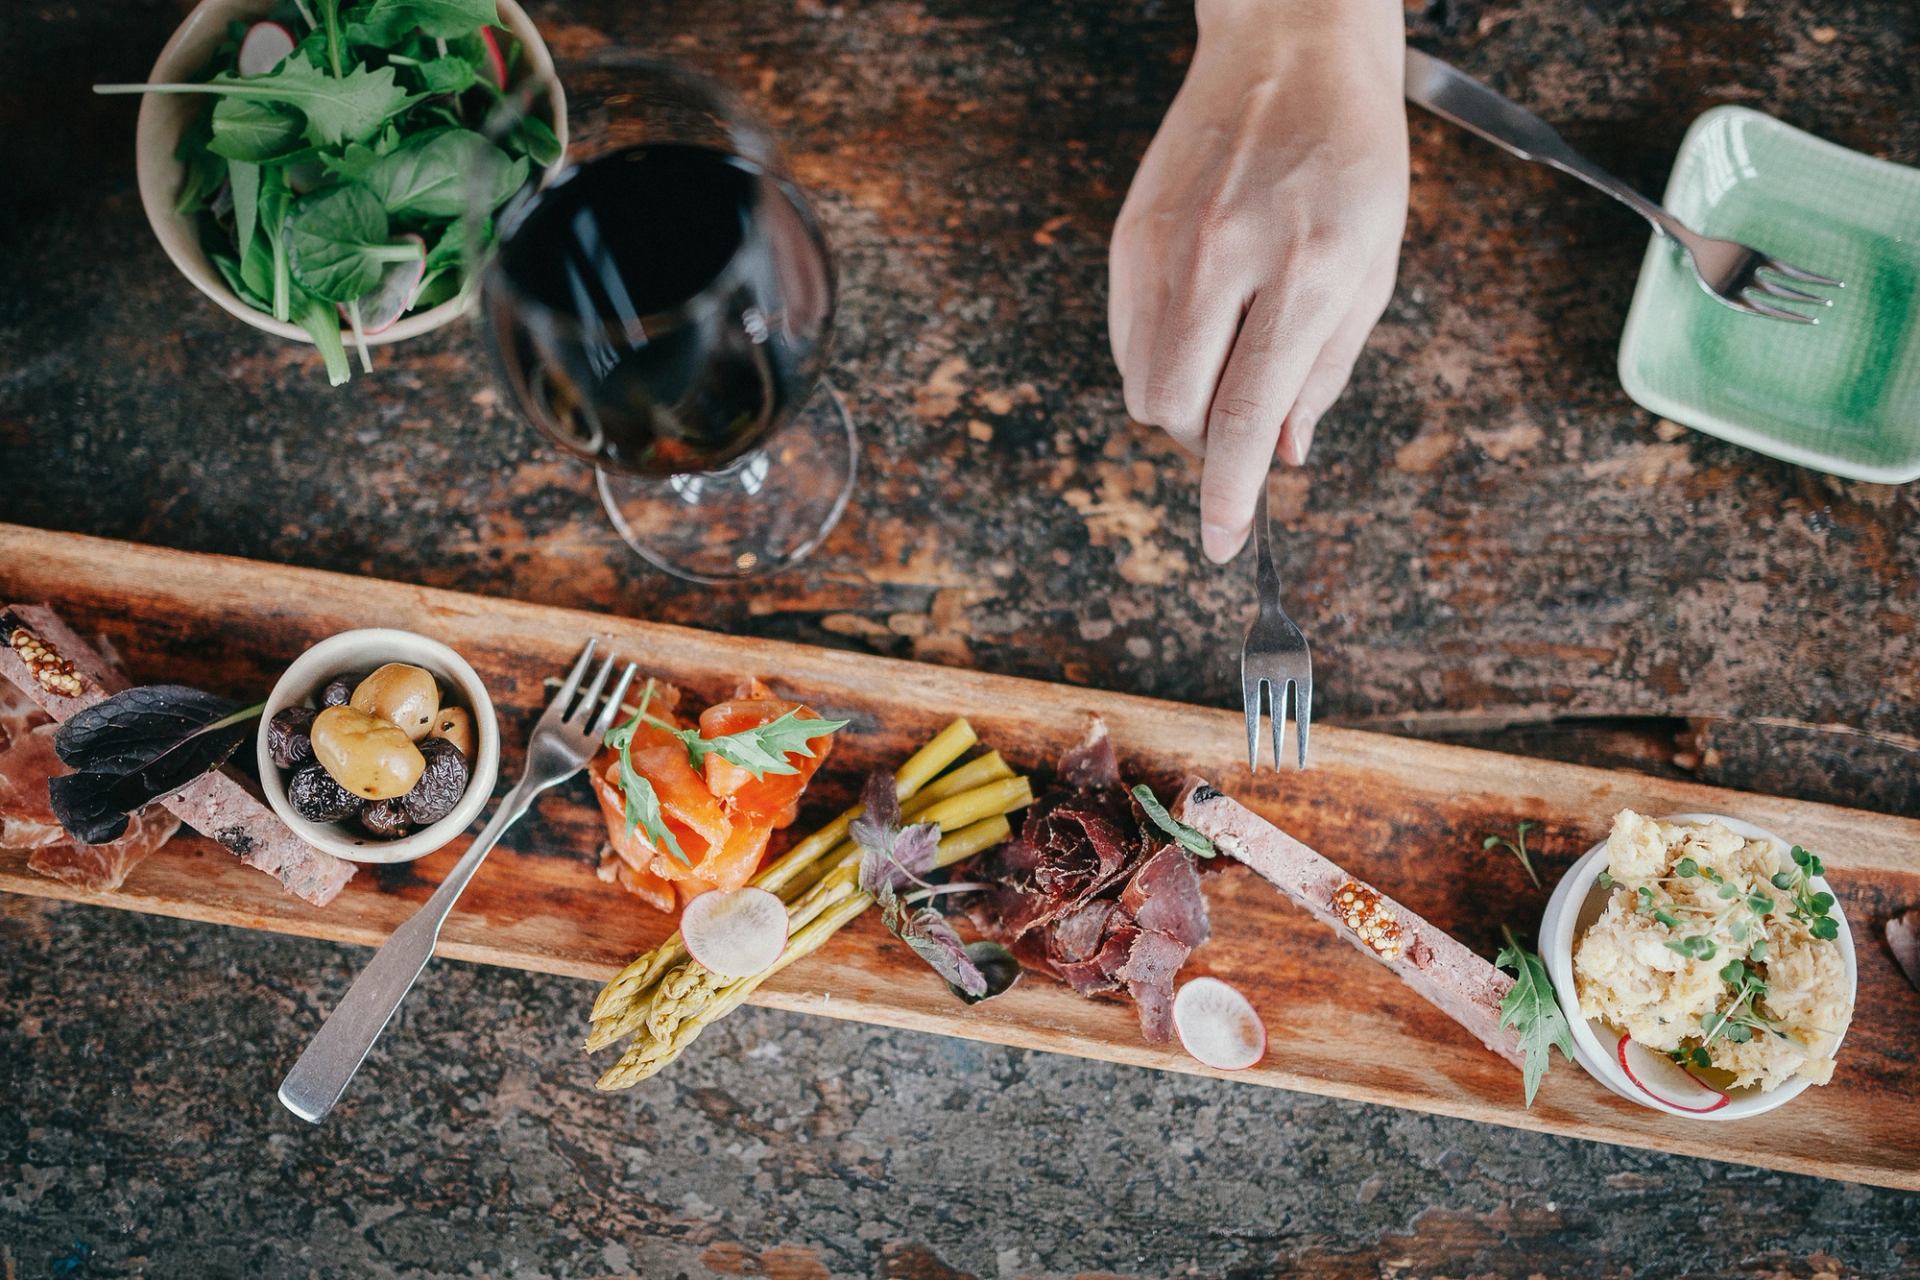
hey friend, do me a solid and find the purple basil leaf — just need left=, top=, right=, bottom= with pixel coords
left=898, top=902, right=987, bottom=998
left=852, top=769, right=939, bottom=894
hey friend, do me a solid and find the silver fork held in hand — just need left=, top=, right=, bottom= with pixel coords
left=1240, top=483, right=1313, bottom=771
left=1403, top=48, right=1841, bottom=322
left=277, top=640, right=637, bottom=1123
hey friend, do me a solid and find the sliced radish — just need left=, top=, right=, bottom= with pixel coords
left=238, top=22, right=296, bottom=77
left=1617, top=1036, right=1731, bottom=1113
left=340, top=234, right=428, bottom=334
left=680, top=887, right=788, bottom=978
left=1172, top=977, right=1266, bottom=1071
left=478, top=27, right=509, bottom=89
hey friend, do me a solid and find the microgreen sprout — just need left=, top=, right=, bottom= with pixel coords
left=1484, top=820, right=1542, bottom=889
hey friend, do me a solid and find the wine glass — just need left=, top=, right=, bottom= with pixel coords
left=474, top=60, right=854, bottom=583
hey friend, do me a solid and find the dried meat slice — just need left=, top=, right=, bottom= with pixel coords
left=1176, top=780, right=1523, bottom=1068
left=1121, top=843, right=1210, bottom=950
left=1119, top=929, right=1192, bottom=1043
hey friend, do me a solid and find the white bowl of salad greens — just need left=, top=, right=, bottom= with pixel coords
left=99, top=0, right=566, bottom=385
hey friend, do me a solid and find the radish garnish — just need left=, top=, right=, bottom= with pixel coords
left=1172, top=976, right=1266, bottom=1071
left=348, top=233, right=428, bottom=334
left=681, top=887, right=788, bottom=978
left=237, top=22, right=296, bottom=77
left=1616, top=1036, right=1731, bottom=1113
left=478, top=27, right=509, bottom=89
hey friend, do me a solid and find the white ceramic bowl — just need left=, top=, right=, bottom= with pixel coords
left=1540, top=812, right=1856, bottom=1121
left=132, top=0, right=567, bottom=344
left=258, top=628, right=499, bottom=863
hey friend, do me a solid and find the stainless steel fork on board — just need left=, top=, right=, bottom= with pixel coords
left=278, top=640, right=637, bottom=1123
left=1241, top=483, right=1312, bottom=771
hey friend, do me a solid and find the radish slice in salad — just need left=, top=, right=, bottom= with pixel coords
left=341, top=233, right=428, bottom=335
left=681, top=887, right=788, bottom=978
left=237, top=22, right=296, bottom=77
left=478, top=27, right=509, bottom=89
left=1172, top=976, right=1266, bottom=1071
left=1616, top=1036, right=1731, bottom=1113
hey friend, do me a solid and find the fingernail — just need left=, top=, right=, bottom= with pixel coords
left=1286, top=414, right=1318, bottom=466
left=1202, top=522, right=1245, bottom=564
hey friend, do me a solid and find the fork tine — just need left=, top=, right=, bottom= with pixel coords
left=551, top=639, right=596, bottom=715
left=1740, top=293, right=1819, bottom=324
left=571, top=654, right=618, bottom=723
left=1748, top=276, right=1828, bottom=306
left=591, top=664, right=639, bottom=738
left=1242, top=669, right=1264, bottom=770
left=1295, top=675, right=1312, bottom=770
left=1272, top=681, right=1291, bottom=775
left=1761, top=258, right=1843, bottom=288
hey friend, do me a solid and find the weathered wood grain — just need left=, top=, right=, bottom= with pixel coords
left=2, top=524, right=1916, bottom=1191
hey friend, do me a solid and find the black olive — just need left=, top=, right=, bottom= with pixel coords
left=319, top=673, right=362, bottom=708
left=267, top=706, right=318, bottom=770
left=359, top=797, right=414, bottom=839
left=287, top=762, right=361, bottom=823
left=402, top=737, right=470, bottom=826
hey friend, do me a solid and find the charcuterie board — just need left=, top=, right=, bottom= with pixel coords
left=3, top=523, right=1917, bottom=1189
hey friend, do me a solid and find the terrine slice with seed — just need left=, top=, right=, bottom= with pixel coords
left=1175, top=780, right=1523, bottom=1069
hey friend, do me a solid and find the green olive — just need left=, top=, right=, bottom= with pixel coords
left=350, top=663, right=441, bottom=741
left=427, top=705, right=476, bottom=759
left=311, top=705, right=426, bottom=800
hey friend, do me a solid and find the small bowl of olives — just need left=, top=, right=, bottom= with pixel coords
left=257, top=629, right=499, bottom=864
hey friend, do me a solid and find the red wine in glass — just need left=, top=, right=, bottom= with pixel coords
left=485, top=143, right=834, bottom=478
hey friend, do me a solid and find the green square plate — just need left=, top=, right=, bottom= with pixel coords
left=1618, top=105, right=1920, bottom=483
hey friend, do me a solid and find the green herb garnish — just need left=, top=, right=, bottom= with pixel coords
left=1495, top=925, right=1574, bottom=1107
left=1483, top=820, right=1541, bottom=889
left=664, top=709, right=847, bottom=780
left=1131, top=784, right=1215, bottom=859
left=1773, top=846, right=1840, bottom=941
left=603, top=679, right=687, bottom=866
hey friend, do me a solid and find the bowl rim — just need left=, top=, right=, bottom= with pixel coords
left=132, top=0, right=568, bottom=346
left=256, top=628, right=500, bottom=864
left=1539, top=810, right=1858, bottom=1121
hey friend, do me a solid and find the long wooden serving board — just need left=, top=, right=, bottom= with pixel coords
left=3, top=524, right=1917, bottom=1189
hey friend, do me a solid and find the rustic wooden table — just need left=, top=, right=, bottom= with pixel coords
left=3, top=0, right=1917, bottom=1275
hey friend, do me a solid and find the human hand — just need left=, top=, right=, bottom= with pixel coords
left=1108, top=0, right=1408, bottom=561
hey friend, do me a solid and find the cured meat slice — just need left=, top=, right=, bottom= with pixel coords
left=0, top=605, right=354, bottom=907
left=1175, top=781, right=1523, bottom=1068
left=1119, top=929, right=1192, bottom=1043
left=1, top=680, right=182, bottom=890
left=1121, top=844, right=1210, bottom=950
left=1058, top=716, right=1121, bottom=791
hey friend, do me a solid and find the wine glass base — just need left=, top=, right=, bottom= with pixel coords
left=597, top=380, right=857, bottom=584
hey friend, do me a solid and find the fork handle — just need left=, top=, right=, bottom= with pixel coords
left=1253, top=479, right=1280, bottom=601
left=276, top=778, right=540, bottom=1124
left=1403, top=48, right=1687, bottom=243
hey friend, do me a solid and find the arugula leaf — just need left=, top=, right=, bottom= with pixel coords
left=1494, top=925, right=1574, bottom=1107
left=288, top=182, right=425, bottom=302
left=352, top=0, right=499, bottom=42
left=230, top=159, right=262, bottom=260
left=212, top=253, right=268, bottom=310
left=1483, top=820, right=1542, bottom=890
left=603, top=681, right=689, bottom=865
left=317, top=0, right=346, bottom=77
left=262, top=171, right=294, bottom=322
left=361, top=127, right=525, bottom=219
left=1131, top=784, right=1214, bottom=858
left=672, top=708, right=849, bottom=781
left=99, top=61, right=413, bottom=148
